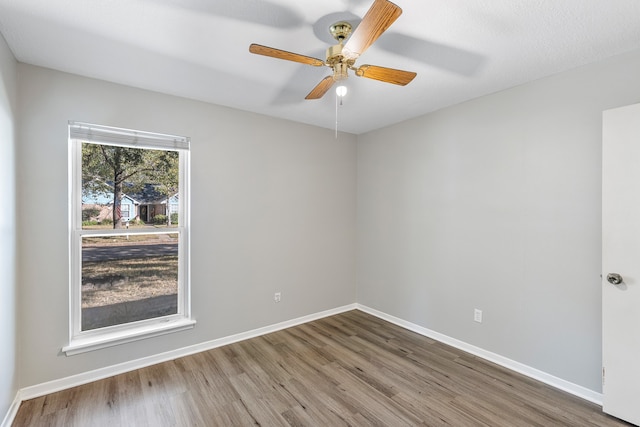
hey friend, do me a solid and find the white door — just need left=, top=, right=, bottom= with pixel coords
left=602, top=102, right=640, bottom=426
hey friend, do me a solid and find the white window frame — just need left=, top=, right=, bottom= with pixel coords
left=64, top=121, right=194, bottom=356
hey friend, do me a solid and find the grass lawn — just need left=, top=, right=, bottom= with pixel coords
left=82, top=255, right=178, bottom=308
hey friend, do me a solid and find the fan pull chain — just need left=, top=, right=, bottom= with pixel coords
left=335, top=91, right=339, bottom=139
left=335, top=85, right=347, bottom=139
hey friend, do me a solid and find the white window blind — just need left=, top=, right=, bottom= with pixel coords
left=69, top=121, right=190, bottom=150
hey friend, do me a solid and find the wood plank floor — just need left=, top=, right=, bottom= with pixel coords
left=13, top=310, right=632, bottom=426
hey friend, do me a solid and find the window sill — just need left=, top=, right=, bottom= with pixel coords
left=62, top=318, right=196, bottom=356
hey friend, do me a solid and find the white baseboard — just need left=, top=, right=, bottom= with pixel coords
left=0, top=394, right=21, bottom=427
left=3, top=302, right=602, bottom=426
left=356, top=304, right=603, bottom=405
left=3, top=303, right=357, bottom=426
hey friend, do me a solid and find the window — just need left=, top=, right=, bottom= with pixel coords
left=120, top=203, right=130, bottom=221
left=64, top=122, right=194, bottom=355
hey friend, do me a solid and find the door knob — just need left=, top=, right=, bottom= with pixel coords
left=607, top=273, right=623, bottom=285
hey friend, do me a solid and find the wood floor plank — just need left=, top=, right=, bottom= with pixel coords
left=12, top=310, right=633, bottom=426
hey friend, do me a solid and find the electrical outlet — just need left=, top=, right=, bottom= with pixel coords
left=474, top=309, right=483, bottom=323
left=274, top=292, right=281, bottom=303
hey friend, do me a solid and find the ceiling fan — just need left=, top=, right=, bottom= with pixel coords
left=249, top=0, right=417, bottom=100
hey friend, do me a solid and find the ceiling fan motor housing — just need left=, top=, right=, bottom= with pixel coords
left=326, top=44, right=343, bottom=61
left=332, top=62, right=349, bottom=81
left=326, top=42, right=355, bottom=81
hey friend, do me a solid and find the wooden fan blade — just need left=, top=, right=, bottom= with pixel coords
left=305, top=76, right=335, bottom=99
left=342, top=0, right=402, bottom=61
left=249, top=44, right=325, bottom=67
left=356, top=64, right=416, bottom=85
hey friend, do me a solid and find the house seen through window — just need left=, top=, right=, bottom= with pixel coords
left=66, top=122, right=193, bottom=354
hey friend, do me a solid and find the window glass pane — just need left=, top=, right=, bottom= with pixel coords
left=81, top=234, right=178, bottom=331
left=81, top=143, right=179, bottom=229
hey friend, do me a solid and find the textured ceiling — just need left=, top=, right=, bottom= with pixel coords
left=1, top=0, right=640, bottom=134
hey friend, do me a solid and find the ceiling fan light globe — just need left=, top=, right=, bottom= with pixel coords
left=336, top=85, right=348, bottom=97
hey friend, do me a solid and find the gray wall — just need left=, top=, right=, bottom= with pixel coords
left=357, top=49, right=640, bottom=392
left=0, top=32, right=17, bottom=420
left=16, top=64, right=357, bottom=387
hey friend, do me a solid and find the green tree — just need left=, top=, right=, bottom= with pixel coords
left=151, top=151, right=179, bottom=226
left=82, top=144, right=178, bottom=229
